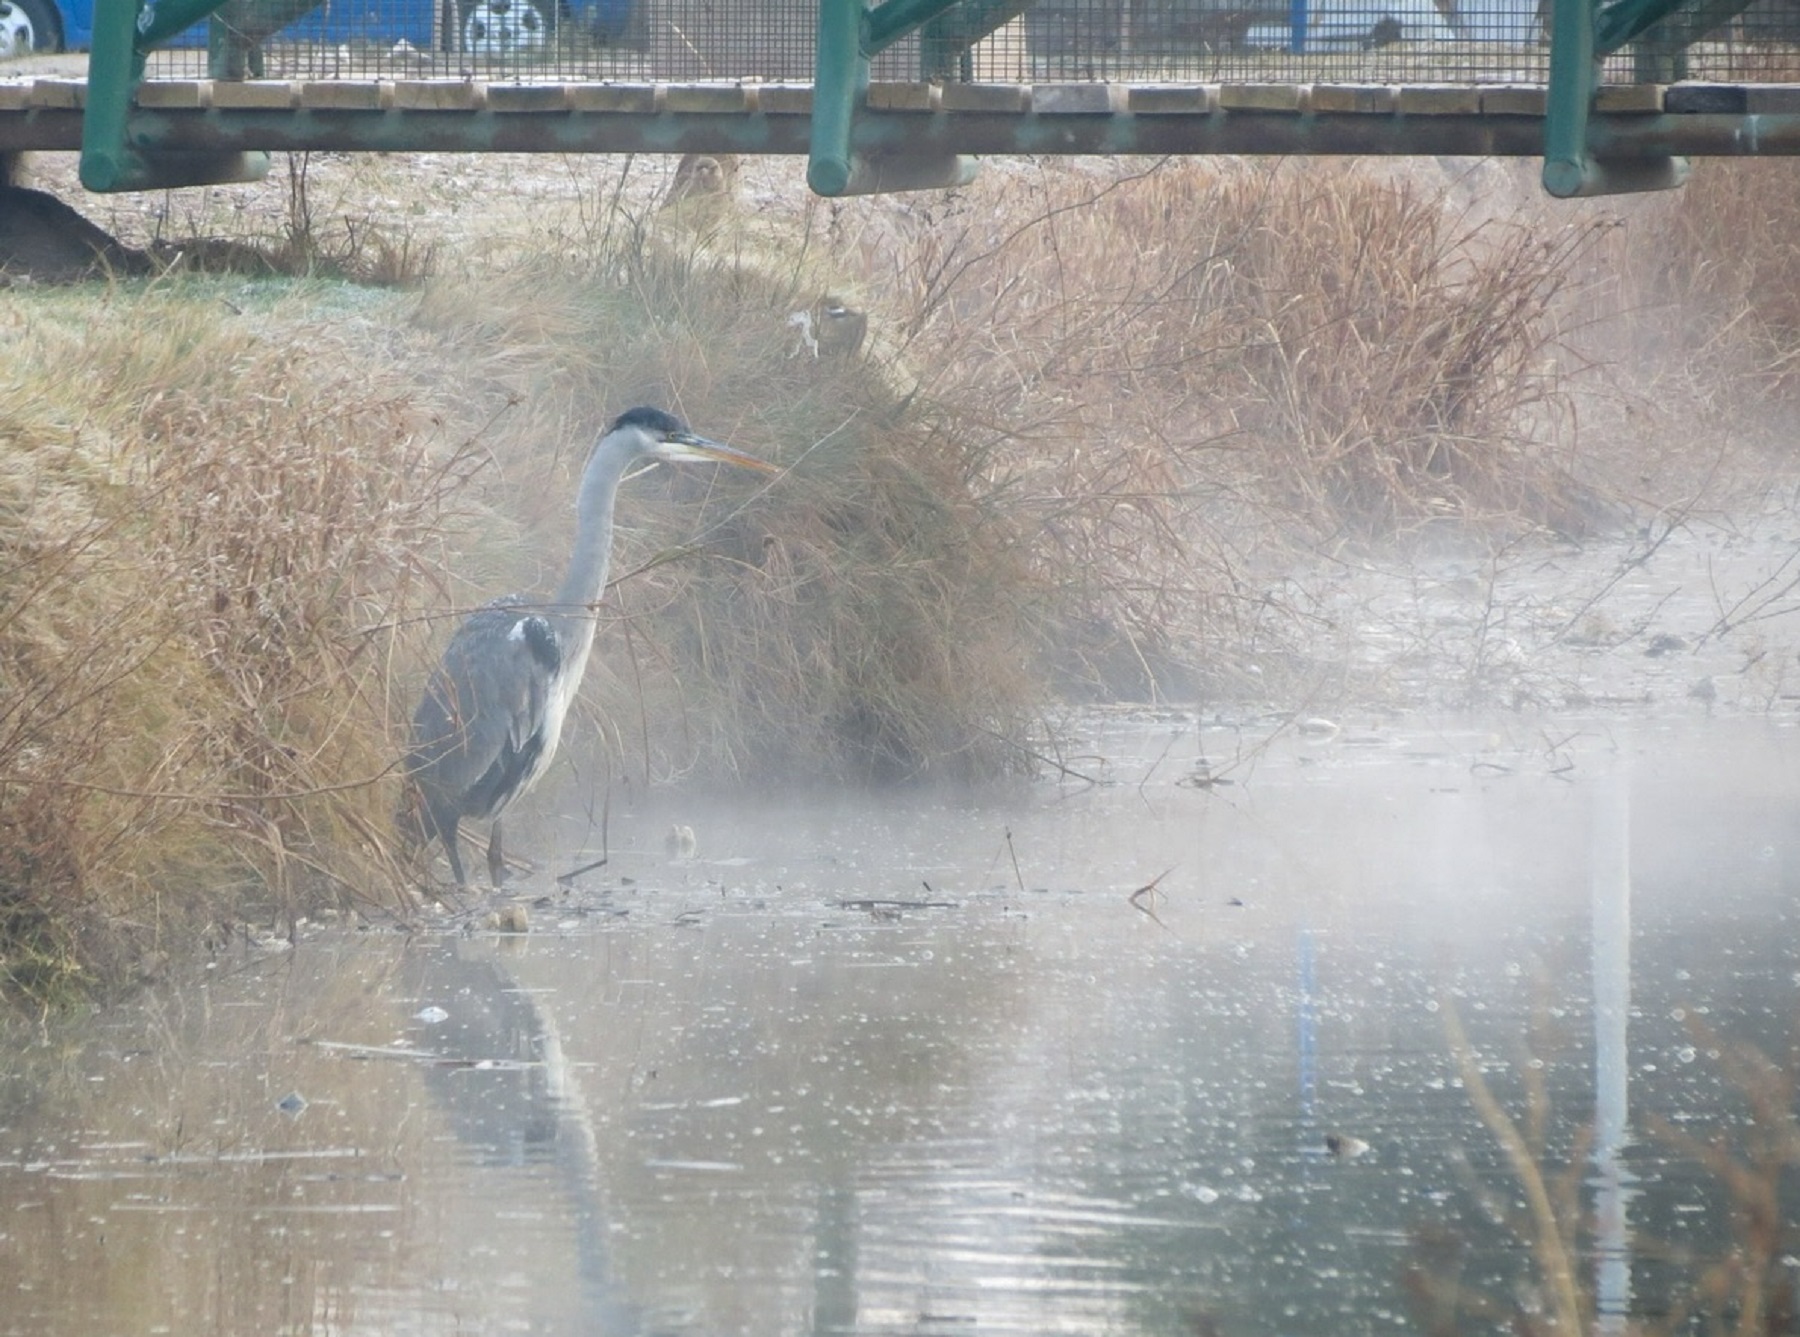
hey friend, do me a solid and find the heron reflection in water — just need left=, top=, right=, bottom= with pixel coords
left=400, top=406, right=777, bottom=887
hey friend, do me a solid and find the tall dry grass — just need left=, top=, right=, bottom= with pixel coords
left=410, top=240, right=1045, bottom=785
left=833, top=159, right=1605, bottom=693
left=0, top=286, right=453, bottom=1003
left=1609, top=159, right=1800, bottom=400
left=0, top=154, right=1688, bottom=998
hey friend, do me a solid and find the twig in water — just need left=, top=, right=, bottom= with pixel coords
left=558, top=855, right=608, bottom=884
left=975, top=723, right=1100, bottom=786
left=838, top=898, right=956, bottom=911
left=1005, top=827, right=1025, bottom=892
left=1129, top=868, right=1175, bottom=932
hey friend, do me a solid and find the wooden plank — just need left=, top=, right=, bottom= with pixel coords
left=1664, top=83, right=1742, bottom=113
left=566, top=83, right=658, bottom=113
left=1311, top=84, right=1396, bottom=114
left=298, top=80, right=390, bottom=111
left=134, top=80, right=210, bottom=109
left=1128, top=84, right=1218, bottom=113
left=1747, top=84, right=1800, bottom=113
left=392, top=80, right=483, bottom=111
left=1398, top=85, right=1481, bottom=115
left=1594, top=83, right=1664, bottom=113
left=1219, top=83, right=1304, bottom=112
left=486, top=84, right=570, bottom=112
left=663, top=84, right=752, bottom=113
left=866, top=81, right=934, bottom=111
left=1032, top=83, right=1114, bottom=114
left=26, top=79, right=85, bottom=109
left=211, top=80, right=299, bottom=109
left=1482, top=85, right=1548, bottom=116
left=757, top=84, right=812, bottom=114
left=941, top=82, right=1027, bottom=112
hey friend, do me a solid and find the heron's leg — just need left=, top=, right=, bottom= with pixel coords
left=425, top=804, right=468, bottom=887
left=487, top=818, right=509, bottom=888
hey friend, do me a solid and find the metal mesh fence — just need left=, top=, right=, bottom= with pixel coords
left=137, top=0, right=1800, bottom=84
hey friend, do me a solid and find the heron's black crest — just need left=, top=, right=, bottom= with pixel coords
left=608, top=405, right=686, bottom=439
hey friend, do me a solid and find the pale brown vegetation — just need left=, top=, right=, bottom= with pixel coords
left=844, top=159, right=1604, bottom=693
left=4, top=150, right=1789, bottom=999
left=0, top=287, right=452, bottom=1001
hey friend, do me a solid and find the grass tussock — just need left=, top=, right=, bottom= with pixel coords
left=1613, top=159, right=1800, bottom=400
left=0, top=153, right=1670, bottom=997
left=412, top=240, right=1044, bottom=784
left=848, top=160, right=1602, bottom=692
left=0, top=286, right=451, bottom=1003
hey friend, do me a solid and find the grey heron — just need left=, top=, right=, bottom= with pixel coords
left=400, top=406, right=776, bottom=887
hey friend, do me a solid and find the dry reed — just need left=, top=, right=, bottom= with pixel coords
left=839, top=159, right=1605, bottom=694
left=0, top=152, right=1730, bottom=999
left=0, top=286, right=453, bottom=1003
left=1420, top=996, right=1799, bottom=1334
left=410, top=237, right=1046, bottom=785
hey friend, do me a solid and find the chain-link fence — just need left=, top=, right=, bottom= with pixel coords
left=138, top=0, right=1800, bottom=84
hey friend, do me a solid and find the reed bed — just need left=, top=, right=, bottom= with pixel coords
left=0, top=285, right=452, bottom=1002
left=835, top=159, right=1604, bottom=693
left=0, top=154, right=1697, bottom=998
left=409, top=243, right=1045, bottom=785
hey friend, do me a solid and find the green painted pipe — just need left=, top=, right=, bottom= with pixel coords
left=1542, top=0, right=1597, bottom=196
left=1543, top=153, right=1689, bottom=196
left=832, top=150, right=978, bottom=193
left=808, top=0, right=868, bottom=196
left=78, top=0, right=145, bottom=191
left=140, top=0, right=235, bottom=46
left=866, top=0, right=961, bottom=52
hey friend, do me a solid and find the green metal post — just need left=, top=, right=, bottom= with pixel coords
left=917, top=0, right=1034, bottom=80
left=138, top=0, right=239, bottom=44
left=866, top=0, right=961, bottom=50
left=80, top=0, right=282, bottom=190
left=78, top=0, right=147, bottom=192
left=809, top=0, right=869, bottom=197
left=1543, top=0, right=1598, bottom=196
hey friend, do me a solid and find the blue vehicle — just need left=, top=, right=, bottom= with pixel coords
left=1, top=0, right=80, bottom=51
left=2, top=0, right=633, bottom=56
left=3, top=0, right=442, bottom=52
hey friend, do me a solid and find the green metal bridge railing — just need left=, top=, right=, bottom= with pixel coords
left=32, top=0, right=1800, bottom=198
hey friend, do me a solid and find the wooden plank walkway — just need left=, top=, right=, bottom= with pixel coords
left=6, top=78, right=1800, bottom=157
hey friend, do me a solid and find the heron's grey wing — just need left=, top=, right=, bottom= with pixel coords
left=408, top=602, right=561, bottom=821
left=449, top=610, right=562, bottom=819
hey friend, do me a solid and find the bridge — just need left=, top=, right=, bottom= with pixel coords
left=2, top=0, right=1799, bottom=199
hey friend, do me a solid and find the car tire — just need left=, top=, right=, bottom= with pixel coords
left=460, top=0, right=554, bottom=54
left=0, top=0, right=60, bottom=55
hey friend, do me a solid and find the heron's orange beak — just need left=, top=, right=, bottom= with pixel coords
left=660, top=433, right=780, bottom=474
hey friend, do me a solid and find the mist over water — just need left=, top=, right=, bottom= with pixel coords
left=2, top=714, right=1796, bottom=1334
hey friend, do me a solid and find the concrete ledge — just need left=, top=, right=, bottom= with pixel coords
left=1032, top=83, right=1115, bottom=114
left=485, top=84, right=570, bottom=112
left=1312, top=84, right=1397, bottom=114
left=392, top=80, right=484, bottom=111
left=298, top=80, right=391, bottom=110
left=567, top=83, right=658, bottom=112
left=1219, top=83, right=1305, bottom=112
left=943, top=82, right=1029, bottom=112
left=1128, top=84, right=1220, bottom=113
left=210, top=80, right=299, bottom=109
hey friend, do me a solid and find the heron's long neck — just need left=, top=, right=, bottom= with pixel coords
left=549, top=435, right=635, bottom=663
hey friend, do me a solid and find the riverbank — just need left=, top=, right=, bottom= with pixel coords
left=3, top=148, right=1798, bottom=1003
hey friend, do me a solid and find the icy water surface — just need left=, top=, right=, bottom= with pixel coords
left=3, top=714, right=1798, bottom=1335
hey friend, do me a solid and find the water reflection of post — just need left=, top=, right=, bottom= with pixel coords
left=1591, top=754, right=1635, bottom=1334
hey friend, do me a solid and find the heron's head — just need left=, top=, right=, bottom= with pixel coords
left=605, top=405, right=779, bottom=475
